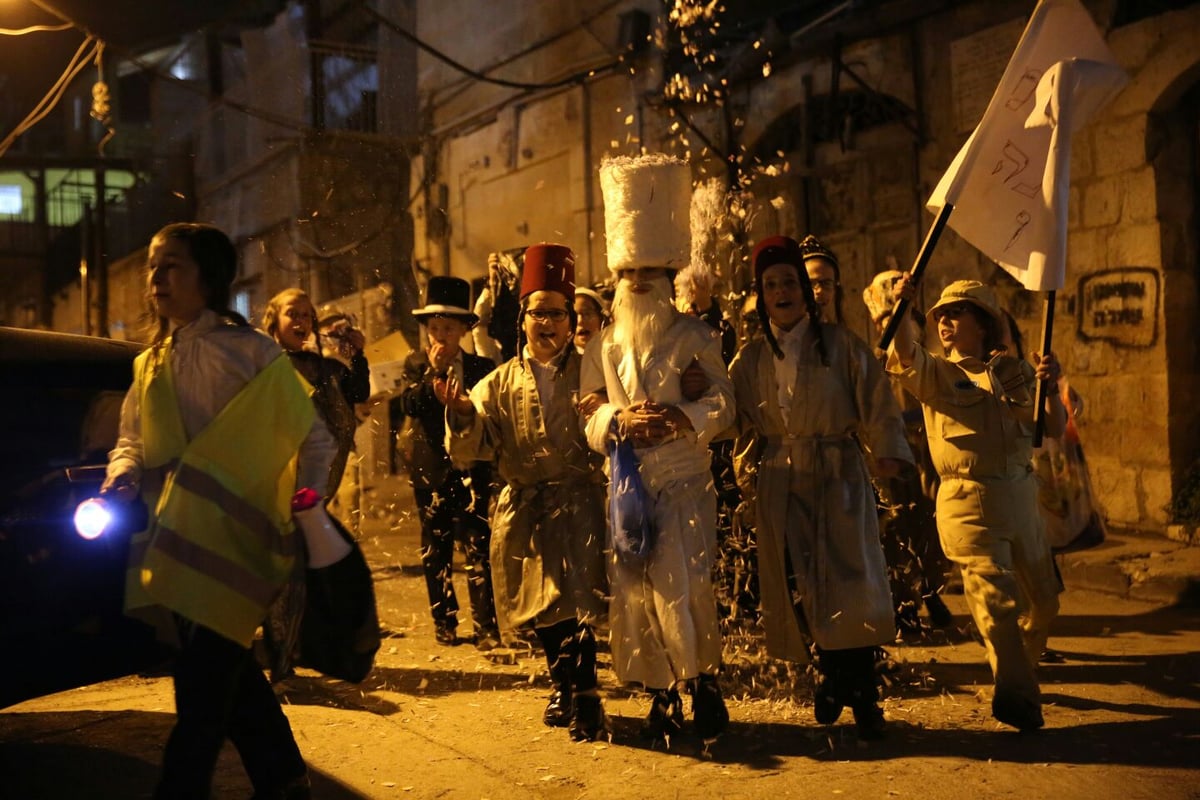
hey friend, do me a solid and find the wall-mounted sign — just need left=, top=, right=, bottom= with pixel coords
left=1078, top=267, right=1158, bottom=348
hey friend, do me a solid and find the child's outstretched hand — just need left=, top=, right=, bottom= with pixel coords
left=892, top=272, right=917, bottom=303
left=437, top=375, right=474, bottom=416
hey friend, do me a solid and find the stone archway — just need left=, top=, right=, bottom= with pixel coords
left=1149, top=76, right=1200, bottom=504
left=1072, top=7, right=1200, bottom=531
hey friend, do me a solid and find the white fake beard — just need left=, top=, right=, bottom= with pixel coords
left=610, top=277, right=675, bottom=360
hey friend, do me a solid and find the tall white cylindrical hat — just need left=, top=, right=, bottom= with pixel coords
left=599, top=154, right=692, bottom=274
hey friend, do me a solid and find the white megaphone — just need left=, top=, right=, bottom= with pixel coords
left=291, top=488, right=352, bottom=568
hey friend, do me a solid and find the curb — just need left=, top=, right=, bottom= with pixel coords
left=1056, top=531, right=1200, bottom=608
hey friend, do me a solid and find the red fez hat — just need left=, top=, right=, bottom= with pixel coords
left=751, top=235, right=805, bottom=285
left=520, top=243, right=576, bottom=300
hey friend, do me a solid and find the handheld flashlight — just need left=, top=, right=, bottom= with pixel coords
left=74, top=497, right=114, bottom=540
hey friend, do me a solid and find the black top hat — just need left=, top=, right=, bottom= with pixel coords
left=413, top=276, right=478, bottom=326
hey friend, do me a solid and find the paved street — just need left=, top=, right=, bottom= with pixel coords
left=2, top=478, right=1198, bottom=799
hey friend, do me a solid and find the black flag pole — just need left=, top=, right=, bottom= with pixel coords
left=1032, top=290, right=1057, bottom=448
left=877, top=202, right=955, bottom=352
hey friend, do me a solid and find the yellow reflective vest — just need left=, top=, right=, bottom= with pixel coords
left=125, top=343, right=316, bottom=647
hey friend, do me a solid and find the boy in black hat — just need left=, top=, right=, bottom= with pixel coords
left=391, top=276, right=500, bottom=649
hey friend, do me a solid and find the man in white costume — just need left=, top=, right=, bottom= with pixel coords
left=580, top=154, right=736, bottom=742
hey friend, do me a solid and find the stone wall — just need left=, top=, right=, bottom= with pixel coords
left=411, top=0, right=1200, bottom=532
left=1059, top=5, right=1200, bottom=528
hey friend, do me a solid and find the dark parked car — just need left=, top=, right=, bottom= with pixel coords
left=0, top=326, right=169, bottom=708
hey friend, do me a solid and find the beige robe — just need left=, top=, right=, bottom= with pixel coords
left=729, top=323, right=910, bottom=661
left=446, top=350, right=607, bottom=633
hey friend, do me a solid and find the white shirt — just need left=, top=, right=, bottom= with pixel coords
left=108, top=309, right=337, bottom=495
left=770, top=319, right=809, bottom=426
left=523, top=347, right=559, bottom=408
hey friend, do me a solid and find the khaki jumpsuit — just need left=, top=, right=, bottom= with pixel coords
left=889, top=345, right=1061, bottom=707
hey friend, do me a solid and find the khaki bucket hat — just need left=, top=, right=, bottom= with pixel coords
left=926, top=280, right=1004, bottom=329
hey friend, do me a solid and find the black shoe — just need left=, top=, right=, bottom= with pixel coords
left=1039, top=648, right=1066, bottom=664
left=992, top=688, right=1045, bottom=731
left=852, top=704, right=886, bottom=740
left=543, top=686, right=572, bottom=728
left=690, top=674, right=730, bottom=739
left=475, top=629, right=501, bottom=651
left=924, top=593, right=954, bottom=628
left=568, top=693, right=606, bottom=741
left=812, top=673, right=843, bottom=725
left=641, top=688, right=684, bottom=740
left=435, top=626, right=458, bottom=646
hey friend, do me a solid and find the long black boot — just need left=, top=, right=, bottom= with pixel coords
left=844, top=647, right=886, bottom=740
left=812, top=648, right=843, bottom=725
left=689, top=673, right=729, bottom=739
left=566, top=624, right=607, bottom=741
left=568, top=691, right=606, bottom=742
left=535, top=620, right=575, bottom=728
left=641, top=687, right=684, bottom=741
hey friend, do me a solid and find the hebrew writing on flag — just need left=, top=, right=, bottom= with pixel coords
left=927, top=0, right=1128, bottom=291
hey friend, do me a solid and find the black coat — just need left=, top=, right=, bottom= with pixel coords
left=390, top=350, right=495, bottom=500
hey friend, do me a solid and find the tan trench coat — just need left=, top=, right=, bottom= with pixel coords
left=446, top=350, right=608, bottom=633
left=730, top=323, right=911, bottom=661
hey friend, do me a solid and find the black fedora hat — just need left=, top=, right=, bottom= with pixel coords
left=413, top=276, right=478, bottom=326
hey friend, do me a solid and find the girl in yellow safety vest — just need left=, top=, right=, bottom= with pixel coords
left=102, top=222, right=336, bottom=800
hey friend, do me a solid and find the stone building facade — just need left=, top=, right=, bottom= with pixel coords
left=25, top=0, right=1197, bottom=531
left=410, top=0, right=1200, bottom=533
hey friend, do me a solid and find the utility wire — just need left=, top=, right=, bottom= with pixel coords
left=357, top=0, right=621, bottom=91
left=0, top=21, right=74, bottom=35
left=14, top=0, right=626, bottom=150
left=17, top=0, right=318, bottom=137
left=427, top=0, right=625, bottom=104
left=0, top=35, right=101, bottom=158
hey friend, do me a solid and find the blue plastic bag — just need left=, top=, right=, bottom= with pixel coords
left=609, top=438, right=656, bottom=561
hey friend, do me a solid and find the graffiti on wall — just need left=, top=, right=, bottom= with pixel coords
left=1078, top=267, right=1159, bottom=348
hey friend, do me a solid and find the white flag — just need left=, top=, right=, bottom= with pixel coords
left=927, top=0, right=1128, bottom=291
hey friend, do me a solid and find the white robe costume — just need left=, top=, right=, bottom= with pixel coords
left=580, top=312, right=735, bottom=688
